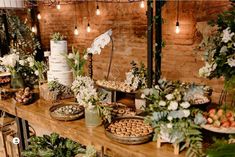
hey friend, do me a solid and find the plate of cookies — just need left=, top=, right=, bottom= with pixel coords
left=104, top=116, right=153, bottom=144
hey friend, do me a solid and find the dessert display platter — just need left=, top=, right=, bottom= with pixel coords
left=201, top=124, right=235, bottom=134
left=104, top=116, right=153, bottom=145
left=49, top=102, right=84, bottom=121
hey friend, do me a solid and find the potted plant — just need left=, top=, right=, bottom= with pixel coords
left=143, top=79, right=206, bottom=157
left=63, top=47, right=87, bottom=78
left=71, top=76, right=111, bottom=127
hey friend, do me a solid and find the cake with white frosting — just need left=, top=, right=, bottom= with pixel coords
left=47, top=40, right=73, bottom=86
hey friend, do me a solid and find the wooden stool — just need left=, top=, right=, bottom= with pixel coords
left=157, top=136, right=189, bottom=155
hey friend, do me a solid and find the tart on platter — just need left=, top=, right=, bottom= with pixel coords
left=49, top=102, right=84, bottom=121
left=96, top=80, right=136, bottom=93
left=104, top=116, right=153, bottom=144
left=102, top=102, right=136, bottom=117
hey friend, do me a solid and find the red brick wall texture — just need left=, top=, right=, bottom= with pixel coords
left=38, top=1, right=232, bottom=102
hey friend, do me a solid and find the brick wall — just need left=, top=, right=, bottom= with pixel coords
left=37, top=1, right=232, bottom=102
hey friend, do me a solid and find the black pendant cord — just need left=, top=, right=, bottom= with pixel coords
left=176, top=0, right=179, bottom=23
left=155, top=0, right=162, bottom=83
left=147, top=0, right=153, bottom=88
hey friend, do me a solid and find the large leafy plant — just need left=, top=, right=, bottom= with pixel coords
left=0, top=10, right=40, bottom=56
left=199, top=7, right=235, bottom=91
left=22, top=133, right=99, bottom=157
left=143, top=79, right=205, bottom=157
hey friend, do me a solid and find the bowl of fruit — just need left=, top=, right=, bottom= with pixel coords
left=14, top=87, right=34, bottom=105
left=202, top=108, right=235, bottom=134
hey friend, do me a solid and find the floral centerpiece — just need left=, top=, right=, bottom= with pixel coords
left=124, top=61, right=147, bottom=91
left=71, top=76, right=111, bottom=127
left=143, top=79, right=206, bottom=157
left=199, top=8, right=235, bottom=92
left=0, top=52, right=24, bottom=88
left=63, top=47, right=86, bottom=78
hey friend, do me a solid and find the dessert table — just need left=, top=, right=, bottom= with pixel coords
left=0, top=98, right=185, bottom=157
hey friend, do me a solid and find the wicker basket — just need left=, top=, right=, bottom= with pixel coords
left=104, top=116, right=153, bottom=145
left=49, top=102, right=84, bottom=121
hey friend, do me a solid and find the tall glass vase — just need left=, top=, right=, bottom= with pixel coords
left=85, top=107, right=102, bottom=127
left=10, top=69, right=24, bottom=89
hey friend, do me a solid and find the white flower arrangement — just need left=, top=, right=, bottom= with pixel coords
left=0, top=53, right=19, bottom=71
left=87, top=29, right=112, bottom=55
left=144, top=79, right=205, bottom=156
left=199, top=9, right=235, bottom=91
left=124, top=61, right=147, bottom=91
left=71, top=76, right=99, bottom=109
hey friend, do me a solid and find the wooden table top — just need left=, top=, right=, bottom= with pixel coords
left=0, top=98, right=185, bottom=157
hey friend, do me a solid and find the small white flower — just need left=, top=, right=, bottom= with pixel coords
left=84, top=54, right=88, bottom=60
left=75, top=60, right=78, bottom=65
left=166, top=123, right=173, bottom=128
left=222, top=27, right=234, bottom=43
left=154, top=85, right=160, bottom=89
left=19, top=60, right=25, bottom=66
left=140, top=94, right=145, bottom=99
left=166, top=94, right=174, bottom=100
left=183, top=109, right=190, bottom=117
left=167, top=116, right=173, bottom=121
left=68, top=53, right=75, bottom=59
left=168, top=101, right=178, bottom=111
left=180, top=102, right=190, bottom=109
left=29, top=62, right=34, bottom=67
left=34, top=70, right=39, bottom=76
left=159, top=100, right=166, bottom=106
left=227, top=58, right=235, bottom=67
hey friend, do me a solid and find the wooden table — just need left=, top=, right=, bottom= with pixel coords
left=0, top=98, right=185, bottom=157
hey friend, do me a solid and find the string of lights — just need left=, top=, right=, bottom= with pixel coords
left=28, top=0, right=146, bottom=35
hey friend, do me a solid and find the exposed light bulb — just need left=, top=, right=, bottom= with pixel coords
left=32, top=26, right=36, bottom=33
left=37, top=12, right=41, bottom=20
left=96, top=5, right=100, bottom=15
left=74, top=26, right=79, bottom=35
left=87, top=23, right=91, bottom=33
left=56, top=3, right=61, bottom=10
left=140, top=0, right=145, bottom=8
left=175, top=21, right=180, bottom=34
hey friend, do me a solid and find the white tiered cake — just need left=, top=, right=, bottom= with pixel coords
left=47, top=40, right=73, bottom=86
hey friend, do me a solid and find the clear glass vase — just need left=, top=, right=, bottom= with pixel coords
left=85, top=107, right=102, bottom=127
left=11, top=69, right=24, bottom=89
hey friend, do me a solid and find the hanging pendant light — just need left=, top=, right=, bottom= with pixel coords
left=87, top=23, right=91, bottom=33
left=56, top=2, right=61, bottom=10
left=140, top=0, right=145, bottom=8
left=37, top=12, right=41, bottom=20
left=74, top=26, right=79, bottom=35
left=32, top=26, right=36, bottom=33
left=96, top=5, right=100, bottom=15
left=175, top=21, right=180, bottom=34
left=175, top=0, right=180, bottom=34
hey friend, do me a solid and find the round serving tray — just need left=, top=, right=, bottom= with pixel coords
left=201, top=124, right=235, bottom=134
left=104, top=116, right=153, bottom=145
left=49, top=102, right=84, bottom=121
